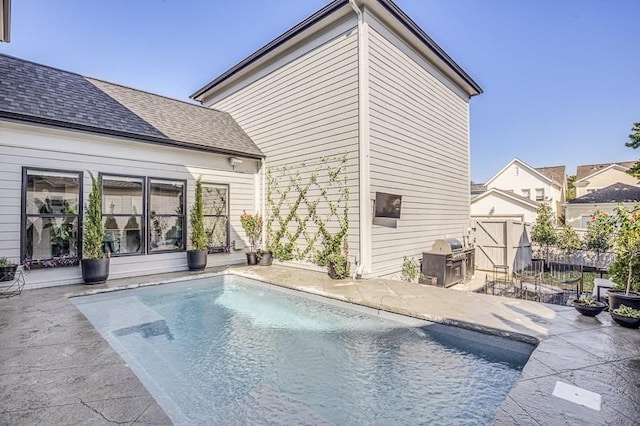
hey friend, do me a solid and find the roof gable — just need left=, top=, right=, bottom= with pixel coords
left=574, top=163, right=630, bottom=184
left=0, top=54, right=263, bottom=158
left=568, top=183, right=640, bottom=204
left=472, top=188, right=541, bottom=210
left=485, top=158, right=553, bottom=187
left=191, top=0, right=482, bottom=102
left=575, top=161, right=636, bottom=181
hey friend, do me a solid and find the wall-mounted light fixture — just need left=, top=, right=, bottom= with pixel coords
left=229, top=157, right=243, bottom=169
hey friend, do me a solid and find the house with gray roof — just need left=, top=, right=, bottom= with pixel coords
left=0, top=54, right=263, bottom=288
left=565, top=182, right=640, bottom=229
left=573, top=161, right=639, bottom=198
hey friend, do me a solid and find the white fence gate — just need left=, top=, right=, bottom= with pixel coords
left=472, top=219, right=532, bottom=274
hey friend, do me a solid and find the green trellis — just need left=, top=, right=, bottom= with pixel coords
left=266, top=154, right=350, bottom=265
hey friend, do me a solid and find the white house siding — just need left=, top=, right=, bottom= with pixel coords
left=487, top=162, right=560, bottom=215
left=207, top=18, right=361, bottom=266
left=367, top=19, right=471, bottom=276
left=0, top=122, right=259, bottom=289
left=470, top=193, right=537, bottom=224
left=575, top=168, right=640, bottom=197
left=565, top=202, right=637, bottom=229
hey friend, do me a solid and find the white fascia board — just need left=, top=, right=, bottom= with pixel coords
left=485, top=157, right=553, bottom=187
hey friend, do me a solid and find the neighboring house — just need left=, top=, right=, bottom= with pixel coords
left=191, top=0, right=482, bottom=277
left=573, top=161, right=639, bottom=198
left=470, top=188, right=540, bottom=223
left=0, top=54, right=263, bottom=288
left=483, top=158, right=565, bottom=221
left=0, top=0, right=9, bottom=42
left=565, top=183, right=640, bottom=229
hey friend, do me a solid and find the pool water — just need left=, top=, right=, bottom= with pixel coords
left=72, top=275, right=533, bottom=425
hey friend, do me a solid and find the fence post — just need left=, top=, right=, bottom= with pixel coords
left=505, top=220, right=514, bottom=276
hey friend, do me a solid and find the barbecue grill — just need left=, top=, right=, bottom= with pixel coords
left=422, top=238, right=475, bottom=287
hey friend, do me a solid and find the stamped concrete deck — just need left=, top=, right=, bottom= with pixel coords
left=2, top=264, right=639, bottom=425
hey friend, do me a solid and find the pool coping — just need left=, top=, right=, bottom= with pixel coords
left=67, top=265, right=640, bottom=425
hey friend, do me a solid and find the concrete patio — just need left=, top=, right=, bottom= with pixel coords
left=1, top=264, right=638, bottom=425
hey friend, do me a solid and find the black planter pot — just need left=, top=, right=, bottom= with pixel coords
left=258, top=252, right=273, bottom=266
left=572, top=301, right=607, bottom=317
left=607, top=290, right=640, bottom=311
left=246, top=252, right=258, bottom=265
left=610, top=312, right=640, bottom=329
left=328, top=261, right=349, bottom=279
left=81, top=258, right=110, bottom=284
left=187, top=250, right=208, bottom=271
left=0, top=265, right=18, bottom=282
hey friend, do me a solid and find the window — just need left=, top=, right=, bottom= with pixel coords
left=148, top=178, right=186, bottom=252
left=101, top=175, right=144, bottom=256
left=521, top=189, right=531, bottom=199
left=514, top=166, right=519, bottom=176
left=22, top=168, right=82, bottom=266
left=535, top=188, right=545, bottom=201
left=202, top=183, right=229, bottom=253
left=580, top=215, right=592, bottom=229
left=586, top=188, right=596, bottom=194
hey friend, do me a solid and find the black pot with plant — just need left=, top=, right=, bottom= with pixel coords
left=606, top=205, right=640, bottom=311
left=610, top=305, right=640, bottom=329
left=240, top=211, right=262, bottom=266
left=258, top=250, right=273, bottom=266
left=0, top=257, right=18, bottom=282
left=187, top=178, right=208, bottom=271
left=572, top=294, right=607, bottom=317
left=327, top=252, right=349, bottom=280
left=81, top=172, right=110, bottom=284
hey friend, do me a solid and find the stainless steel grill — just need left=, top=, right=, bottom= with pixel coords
left=422, top=238, right=475, bottom=287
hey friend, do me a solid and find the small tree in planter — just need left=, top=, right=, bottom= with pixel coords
left=81, top=173, right=109, bottom=284
left=607, top=204, right=640, bottom=311
left=240, top=211, right=262, bottom=265
left=327, top=239, right=350, bottom=280
left=582, top=210, right=613, bottom=271
left=187, top=178, right=208, bottom=271
left=531, top=204, right=558, bottom=265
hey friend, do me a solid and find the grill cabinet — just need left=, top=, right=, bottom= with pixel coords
left=422, top=238, right=475, bottom=287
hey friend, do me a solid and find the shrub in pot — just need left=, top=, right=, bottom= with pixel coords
left=572, top=294, right=606, bottom=317
left=81, top=172, right=110, bottom=284
left=327, top=252, right=350, bottom=279
left=187, top=178, right=208, bottom=271
left=0, top=257, right=18, bottom=282
left=610, top=304, right=640, bottom=329
left=240, top=211, right=262, bottom=265
left=606, top=204, right=640, bottom=310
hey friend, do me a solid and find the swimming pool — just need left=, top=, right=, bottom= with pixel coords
left=72, top=275, right=533, bottom=425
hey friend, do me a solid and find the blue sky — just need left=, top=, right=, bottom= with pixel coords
left=2, top=0, right=639, bottom=182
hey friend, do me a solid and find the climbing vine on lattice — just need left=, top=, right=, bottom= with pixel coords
left=266, top=154, right=350, bottom=265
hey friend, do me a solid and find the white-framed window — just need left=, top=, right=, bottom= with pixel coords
left=586, top=188, right=597, bottom=194
left=521, top=189, right=531, bottom=199
left=535, top=188, right=545, bottom=201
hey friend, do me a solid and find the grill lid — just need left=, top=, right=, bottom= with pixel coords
left=431, top=238, right=463, bottom=254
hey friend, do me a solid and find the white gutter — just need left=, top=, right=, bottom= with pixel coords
left=349, top=0, right=372, bottom=275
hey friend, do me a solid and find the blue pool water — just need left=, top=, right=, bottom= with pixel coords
left=72, top=276, right=533, bottom=425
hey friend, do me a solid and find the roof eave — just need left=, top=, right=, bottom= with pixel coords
left=0, top=112, right=266, bottom=160
left=190, top=0, right=482, bottom=102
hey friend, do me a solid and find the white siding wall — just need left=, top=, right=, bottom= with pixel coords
left=0, top=122, right=259, bottom=289
left=565, top=202, right=637, bottom=229
left=208, top=18, right=361, bottom=265
left=470, top=193, right=538, bottom=223
left=367, top=18, right=471, bottom=276
left=487, top=162, right=559, bottom=214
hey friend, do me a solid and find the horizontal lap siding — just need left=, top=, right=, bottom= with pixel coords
left=0, top=125, right=257, bottom=288
left=212, top=25, right=361, bottom=264
left=368, top=28, right=470, bottom=276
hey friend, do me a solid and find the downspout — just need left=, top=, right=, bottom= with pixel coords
left=349, top=0, right=371, bottom=276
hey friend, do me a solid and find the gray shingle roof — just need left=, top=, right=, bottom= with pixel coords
left=568, top=183, right=640, bottom=204
left=535, top=165, right=566, bottom=187
left=0, top=54, right=263, bottom=158
left=575, top=161, right=636, bottom=181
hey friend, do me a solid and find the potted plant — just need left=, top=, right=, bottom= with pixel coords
left=327, top=251, right=349, bottom=279
left=531, top=204, right=558, bottom=269
left=610, top=304, right=640, bottom=329
left=607, top=204, right=640, bottom=310
left=81, top=172, right=110, bottom=284
left=572, top=294, right=607, bottom=317
left=401, top=256, right=423, bottom=283
left=258, top=225, right=273, bottom=266
left=187, top=178, right=208, bottom=271
left=0, top=257, right=18, bottom=282
left=240, top=211, right=262, bottom=265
